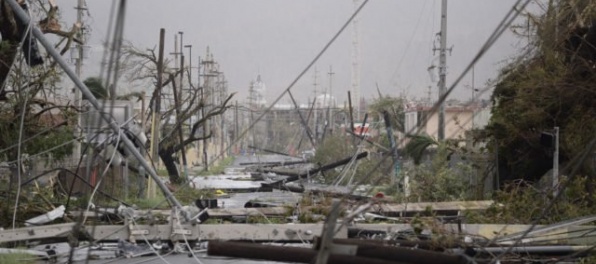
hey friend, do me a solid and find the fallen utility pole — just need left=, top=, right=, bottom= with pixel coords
left=297, top=96, right=317, bottom=151
left=345, top=130, right=388, bottom=151
left=240, top=160, right=309, bottom=166
left=208, top=240, right=406, bottom=264
left=288, top=89, right=316, bottom=148
left=323, top=238, right=452, bottom=251
left=5, top=0, right=187, bottom=219
left=313, top=237, right=469, bottom=264
left=248, top=145, right=292, bottom=157
left=383, top=110, right=400, bottom=187
left=262, top=152, right=369, bottom=184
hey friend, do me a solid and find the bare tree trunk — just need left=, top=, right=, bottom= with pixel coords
left=158, top=147, right=182, bottom=184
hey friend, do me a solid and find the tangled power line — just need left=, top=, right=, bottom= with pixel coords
left=3, top=0, right=596, bottom=263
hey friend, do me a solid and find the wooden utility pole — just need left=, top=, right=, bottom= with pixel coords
left=201, top=52, right=212, bottom=170
left=148, top=28, right=165, bottom=198
left=348, top=91, right=355, bottom=142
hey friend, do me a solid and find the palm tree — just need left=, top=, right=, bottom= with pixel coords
left=83, top=77, right=108, bottom=100
left=405, top=134, right=458, bottom=165
left=83, top=77, right=144, bottom=101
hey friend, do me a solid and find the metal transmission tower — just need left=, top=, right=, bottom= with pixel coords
left=433, top=0, right=451, bottom=141
left=351, top=0, right=361, bottom=121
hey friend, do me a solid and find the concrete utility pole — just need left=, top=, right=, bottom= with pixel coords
left=313, top=68, right=319, bottom=140
left=178, top=32, right=184, bottom=100
left=220, top=75, right=227, bottom=156
left=176, top=31, right=189, bottom=180
left=171, top=34, right=179, bottom=70
left=185, top=45, right=192, bottom=86
left=351, top=0, right=361, bottom=121
left=437, top=0, right=449, bottom=141
left=327, top=65, right=335, bottom=133
left=201, top=49, right=216, bottom=170
left=73, top=0, right=86, bottom=160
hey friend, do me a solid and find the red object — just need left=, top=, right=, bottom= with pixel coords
left=90, top=168, right=97, bottom=187
left=375, top=192, right=385, bottom=199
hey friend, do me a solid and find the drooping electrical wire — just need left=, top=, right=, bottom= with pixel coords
left=12, top=1, right=35, bottom=231
left=184, top=0, right=371, bottom=189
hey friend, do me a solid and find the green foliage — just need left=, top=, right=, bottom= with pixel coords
left=403, top=144, right=475, bottom=202
left=0, top=253, right=36, bottom=264
left=368, top=96, right=405, bottom=132
left=173, top=186, right=214, bottom=205
left=467, top=176, right=596, bottom=225
left=488, top=1, right=596, bottom=184
left=0, top=114, right=74, bottom=162
left=196, top=156, right=235, bottom=176
left=404, top=134, right=439, bottom=165
left=83, top=77, right=108, bottom=99
left=313, top=134, right=393, bottom=185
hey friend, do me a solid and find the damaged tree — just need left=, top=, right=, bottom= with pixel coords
left=488, top=0, right=596, bottom=187
left=0, top=0, right=89, bottom=224
left=122, top=45, right=234, bottom=184
left=0, top=1, right=82, bottom=166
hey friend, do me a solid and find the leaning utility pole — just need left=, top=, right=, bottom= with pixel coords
left=5, top=0, right=187, bottom=217
left=436, top=0, right=449, bottom=141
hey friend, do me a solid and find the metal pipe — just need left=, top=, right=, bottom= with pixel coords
left=5, top=0, right=188, bottom=219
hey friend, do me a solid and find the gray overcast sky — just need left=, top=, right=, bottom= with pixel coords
left=58, top=0, right=538, bottom=105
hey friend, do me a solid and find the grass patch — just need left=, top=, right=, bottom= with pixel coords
left=196, top=156, right=235, bottom=176
left=173, top=186, right=214, bottom=204
left=0, top=253, right=36, bottom=264
left=156, top=168, right=169, bottom=177
left=128, top=194, right=169, bottom=209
